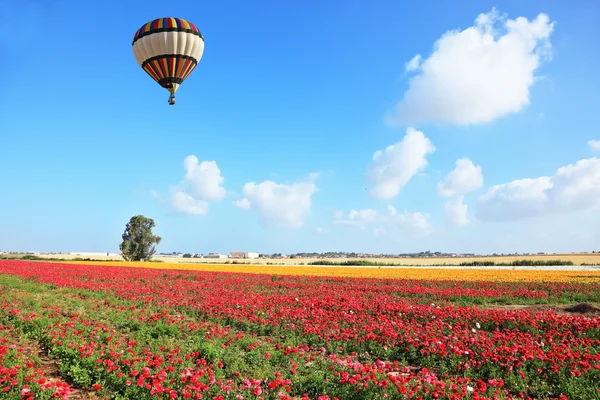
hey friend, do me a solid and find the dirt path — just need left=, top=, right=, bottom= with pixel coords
left=482, top=303, right=600, bottom=317
left=3, top=326, right=107, bottom=399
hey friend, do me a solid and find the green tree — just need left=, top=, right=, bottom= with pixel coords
left=119, top=215, right=162, bottom=261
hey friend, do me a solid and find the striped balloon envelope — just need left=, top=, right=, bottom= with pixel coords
left=132, top=17, right=204, bottom=105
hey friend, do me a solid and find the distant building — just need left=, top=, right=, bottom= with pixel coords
left=204, top=253, right=228, bottom=259
left=230, top=252, right=259, bottom=259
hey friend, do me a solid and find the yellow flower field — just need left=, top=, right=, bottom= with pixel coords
left=58, top=260, right=600, bottom=283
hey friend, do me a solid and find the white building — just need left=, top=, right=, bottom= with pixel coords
left=244, top=252, right=259, bottom=259
left=204, top=252, right=229, bottom=259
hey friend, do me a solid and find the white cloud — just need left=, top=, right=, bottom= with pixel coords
left=169, top=190, right=209, bottom=216
left=477, top=177, right=552, bottom=221
left=341, top=209, right=380, bottom=226
left=388, top=8, right=555, bottom=126
left=437, top=158, right=484, bottom=197
left=334, top=206, right=431, bottom=235
left=315, top=227, right=323, bottom=234
left=183, top=155, right=226, bottom=202
left=307, top=172, right=321, bottom=182
left=405, top=54, right=422, bottom=72
left=444, top=196, right=470, bottom=227
left=476, top=157, right=600, bottom=221
left=154, top=155, right=227, bottom=215
left=387, top=206, right=431, bottom=230
left=588, top=140, right=600, bottom=152
left=366, top=127, right=435, bottom=199
left=235, top=175, right=318, bottom=229
left=233, top=198, right=251, bottom=209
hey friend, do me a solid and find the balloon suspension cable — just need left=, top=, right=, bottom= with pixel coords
left=168, top=93, right=176, bottom=105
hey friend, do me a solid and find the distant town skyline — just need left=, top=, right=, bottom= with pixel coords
left=4, top=249, right=595, bottom=260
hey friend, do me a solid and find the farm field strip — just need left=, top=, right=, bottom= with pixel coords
left=10, top=253, right=600, bottom=267
left=0, top=260, right=599, bottom=399
left=53, top=261, right=600, bottom=283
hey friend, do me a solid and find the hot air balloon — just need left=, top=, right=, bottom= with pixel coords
left=132, top=17, right=204, bottom=105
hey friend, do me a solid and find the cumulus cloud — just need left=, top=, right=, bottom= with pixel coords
left=334, top=205, right=431, bottom=235
left=388, top=8, right=555, bottom=126
left=366, top=127, right=435, bottom=199
left=169, top=190, right=209, bottom=215
left=233, top=198, right=251, bottom=209
left=388, top=206, right=431, bottom=230
left=154, top=155, right=227, bottom=215
left=340, top=209, right=381, bottom=226
left=235, top=175, right=318, bottom=229
left=405, top=54, right=422, bottom=72
left=588, top=140, right=600, bottom=152
left=476, top=157, right=600, bottom=221
left=444, top=196, right=470, bottom=227
left=437, top=158, right=484, bottom=197
left=183, top=155, right=226, bottom=202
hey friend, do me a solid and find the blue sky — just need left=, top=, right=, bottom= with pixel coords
left=1, top=0, right=599, bottom=255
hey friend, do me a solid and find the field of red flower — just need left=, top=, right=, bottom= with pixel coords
left=0, top=260, right=599, bottom=399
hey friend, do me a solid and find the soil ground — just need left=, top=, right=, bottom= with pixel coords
left=482, top=303, right=600, bottom=317
left=3, top=326, right=106, bottom=399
